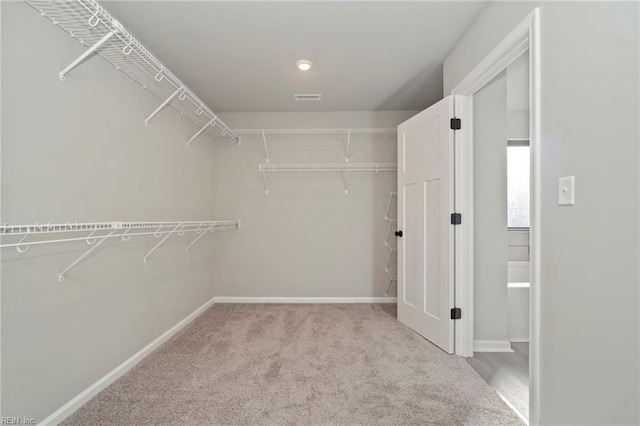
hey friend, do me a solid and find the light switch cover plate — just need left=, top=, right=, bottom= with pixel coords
left=558, top=176, right=575, bottom=206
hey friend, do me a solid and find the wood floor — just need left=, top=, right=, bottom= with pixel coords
left=467, top=343, right=529, bottom=421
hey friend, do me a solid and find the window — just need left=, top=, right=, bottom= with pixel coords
left=507, top=141, right=530, bottom=228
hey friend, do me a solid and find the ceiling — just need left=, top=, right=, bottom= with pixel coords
left=104, top=1, right=486, bottom=113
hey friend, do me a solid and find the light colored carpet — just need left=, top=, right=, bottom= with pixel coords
left=63, top=304, right=523, bottom=425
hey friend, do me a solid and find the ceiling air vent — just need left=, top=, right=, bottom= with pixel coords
left=295, top=94, right=322, bottom=102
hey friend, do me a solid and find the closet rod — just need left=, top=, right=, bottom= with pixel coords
left=25, top=0, right=238, bottom=144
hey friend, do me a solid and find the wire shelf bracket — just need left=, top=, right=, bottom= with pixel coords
left=59, top=30, right=114, bottom=81
left=262, top=130, right=270, bottom=163
left=59, top=230, right=116, bottom=281
left=185, top=222, right=238, bottom=252
left=345, top=129, right=352, bottom=163
left=145, top=87, right=182, bottom=126
left=342, top=170, right=351, bottom=194
left=261, top=169, right=270, bottom=194
left=185, top=224, right=214, bottom=252
left=186, top=119, right=216, bottom=147
left=385, top=221, right=396, bottom=247
left=385, top=191, right=397, bottom=220
left=385, top=246, right=397, bottom=273
left=143, top=222, right=184, bottom=263
left=385, top=274, right=398, bottom=297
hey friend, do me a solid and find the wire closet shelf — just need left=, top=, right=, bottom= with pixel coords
left=24, top=0, right=238, bottom=145
left=258, top=163, right=397, bottom=194
left=234, top=128, right=397, bottom=163
left=234, top=128, right=397, bottom=135
left=1, top=220, right=240, bottom=281
left=259, top=163, right=398, bottom=173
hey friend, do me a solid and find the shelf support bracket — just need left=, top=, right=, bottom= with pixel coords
left=342, top=170, right=351, bottom=194
left=186, top=119, right=216, bottom=147
left=345, top=130, right=351, bottom=162
left=262, top=130, right=270, bottom=162
left=58, top=230, right=116, bottom=281
left=385, top=248, right=397, bottom=272
left=59, top=31, right=114, bottom=81
left=385, top=193, right=394, bottom=220
left=145, top=87, right=182, bottom=126
left=385, top=221, right=393, bottom=246
left=185, top=225, right=215, bottom=252
left=385, top=275, right=397, bottom=297
left=143, top=223, right=185, bottom=263
left=261, top=170, right=269, bottom=194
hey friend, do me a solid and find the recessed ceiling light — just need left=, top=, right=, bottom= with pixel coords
left=296, top=60, right=313, bottom=71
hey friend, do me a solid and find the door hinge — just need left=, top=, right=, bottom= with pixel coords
left=450, top=213, right=462, bottom=225
left=450, top=118, right=461, bottom=130
left=450, top=307, right=462, bottom=320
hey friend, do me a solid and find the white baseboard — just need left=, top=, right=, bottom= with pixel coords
left=473, top=340, right=514, bottom=353
left=39, top=295, right=217, bottom=426
left=509, top=338, right=530, bottom=343
left=495, top=390, right=529, bottom=425
left=214, top=296, right=397, bottom=304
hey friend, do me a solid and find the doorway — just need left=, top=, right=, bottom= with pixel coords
left=450, top=9, right=540, bottom=425
left=464, top=51, right=531, bottom=422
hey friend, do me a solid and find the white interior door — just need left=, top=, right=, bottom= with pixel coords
left=397, top=95, right=455, bottom=353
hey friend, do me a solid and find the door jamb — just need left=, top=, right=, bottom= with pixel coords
left=451, top=8, right=541, bottom=425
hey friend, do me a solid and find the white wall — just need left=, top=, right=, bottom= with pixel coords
left=473, top=72, right=509, bottom=345
left=507, top=53, right=530, bottom=140
left=1, top=3, right=227, bottom=421
left=212, top=111, right=416, bottom=298
left=508, top=285, right=529, bottom=341
left=506, top=53, right=529, bottom=112
left=508, top=230, right=529, bottom=262
left=445, top=2, right=640, bottom=424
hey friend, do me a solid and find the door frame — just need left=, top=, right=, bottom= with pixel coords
left=450, top=8, right=541, bottom=425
